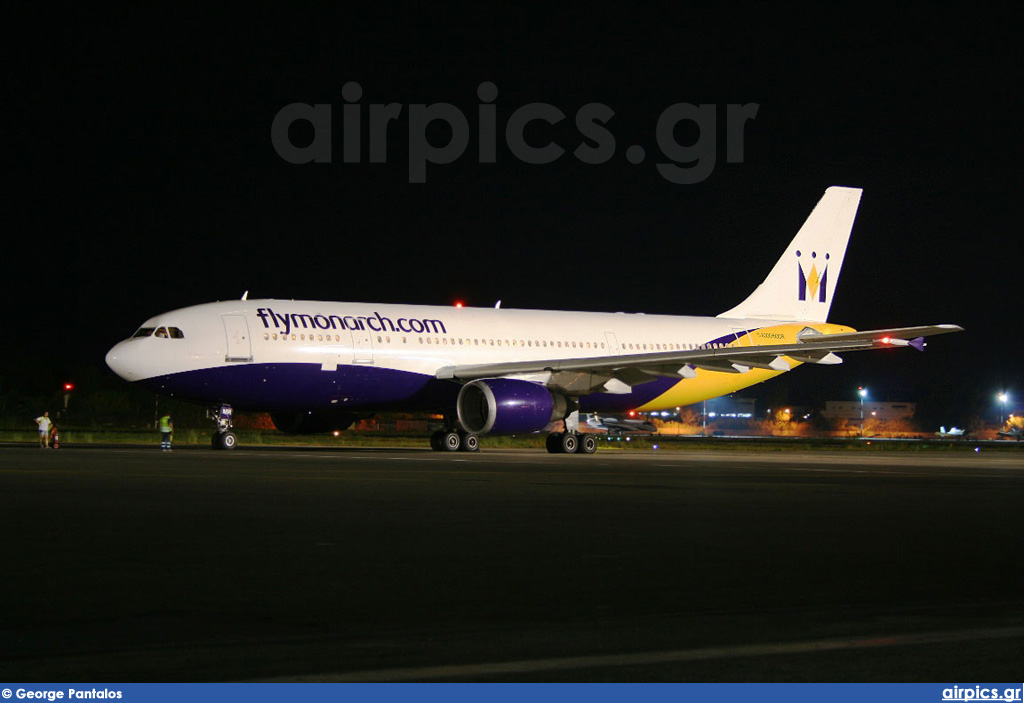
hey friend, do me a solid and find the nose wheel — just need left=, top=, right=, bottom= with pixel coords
left=212, top=430, right=238, bottom=450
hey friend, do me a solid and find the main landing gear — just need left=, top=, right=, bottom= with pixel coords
left=429, top=427, right=480, bottom=452
left=544, top=409, right=597, bottom=454
left=429, top=414, right=479, bottom=452
left=545, top=431, right=597, bottom=454
left=426, top=407, right=601, bottom=454
left=429, top=428, right=598, bottom=453
left=209, top=404, right=238, bottom=450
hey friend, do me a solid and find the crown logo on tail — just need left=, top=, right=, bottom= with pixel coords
left=796, top=250, right=829, bottom=303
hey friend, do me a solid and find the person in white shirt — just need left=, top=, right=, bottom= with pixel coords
left=35, top=412, right=52, bottom=448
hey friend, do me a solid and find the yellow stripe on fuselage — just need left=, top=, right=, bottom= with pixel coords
left=636, top=322, right=854, bottom=411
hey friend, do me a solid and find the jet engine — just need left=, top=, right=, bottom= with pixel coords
left=270, top=411, right=367, bottom=434
left=457, top=378, right=568, bottom=435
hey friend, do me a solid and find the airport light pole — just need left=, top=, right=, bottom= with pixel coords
left=63, top=383, right=74, bottom=425
left=858, top=386, right=868, bottom=437
left=998, top=392, right=1009, bottom=425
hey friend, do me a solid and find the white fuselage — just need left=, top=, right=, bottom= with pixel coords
left=105, top=299, right=816, bottom=414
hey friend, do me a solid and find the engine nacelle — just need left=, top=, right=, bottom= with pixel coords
left=457, top=379, right=568, bottom=435
left=270, top=411, right=365, bottom=434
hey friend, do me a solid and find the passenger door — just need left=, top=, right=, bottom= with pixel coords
left=352, top=327, right=374, bottom=365
left=222, top=315, right=253, bottom=362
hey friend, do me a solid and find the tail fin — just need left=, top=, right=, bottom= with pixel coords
left=718, top=186, right=863, bottom=322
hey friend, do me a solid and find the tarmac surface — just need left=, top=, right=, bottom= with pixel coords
left=0, top=443, right=1021, bottom=681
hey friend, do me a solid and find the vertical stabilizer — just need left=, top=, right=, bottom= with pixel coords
left=718, top=186, right=862, bottom=322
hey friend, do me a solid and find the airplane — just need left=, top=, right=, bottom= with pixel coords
left=585, top=413, right=658, bottom=435
left=105, top=186, right=963, bottom=453
left=997, top=427, right=1023, bottom=441
left=936, top=426, right=966, bottom=437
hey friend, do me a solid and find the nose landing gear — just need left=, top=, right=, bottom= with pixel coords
left=208, top=405, right=237, bottom=450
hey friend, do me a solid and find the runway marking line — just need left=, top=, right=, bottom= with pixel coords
left=273, top=624, right=1024, bottom=682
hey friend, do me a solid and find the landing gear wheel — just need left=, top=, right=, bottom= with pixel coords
left=459, top=432, right=479, bottom=452
left=430, top=430, right=445, bottom=451
left=442, top=430, right=462, bottom=452
left=559, top=432, right=579, bottom=454
left=579, top=434, right=598, bottom=454
left=212, top=431, right=237, bottom=450
left=546, top=432, right=563, bottom=454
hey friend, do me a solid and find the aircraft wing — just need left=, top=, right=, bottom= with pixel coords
left=435, top=324, right=963, bottom=392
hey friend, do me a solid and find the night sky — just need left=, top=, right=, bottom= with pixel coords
left=5, top=6, right=1020, bottom=424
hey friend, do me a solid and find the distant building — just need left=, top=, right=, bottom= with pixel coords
left=648, top=397, right=757, bottom=420
left=703, top=396, right=757, bottom=419
left=822, top=401, right=916, bottom=421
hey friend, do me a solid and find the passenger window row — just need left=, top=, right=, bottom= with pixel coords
left=260, top=333, right=730, bottom=351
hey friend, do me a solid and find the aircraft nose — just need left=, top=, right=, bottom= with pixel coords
left=105, top=341, right=137, bottom=380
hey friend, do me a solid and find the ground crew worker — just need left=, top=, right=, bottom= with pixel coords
left=159, top=413, right=173, bottom=451
left=35, top=412, right=52, bottom=448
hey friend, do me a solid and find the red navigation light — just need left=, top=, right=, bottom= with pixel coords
left=454, top=300, right=464, bottom=308
left=881, top=337, right=891, bottom=344
left=63, top=383, right=74, bottom=392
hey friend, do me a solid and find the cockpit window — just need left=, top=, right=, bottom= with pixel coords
left=132, top=326, right=184, bottom=339
left=153, top=326, right=185, bottom=339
